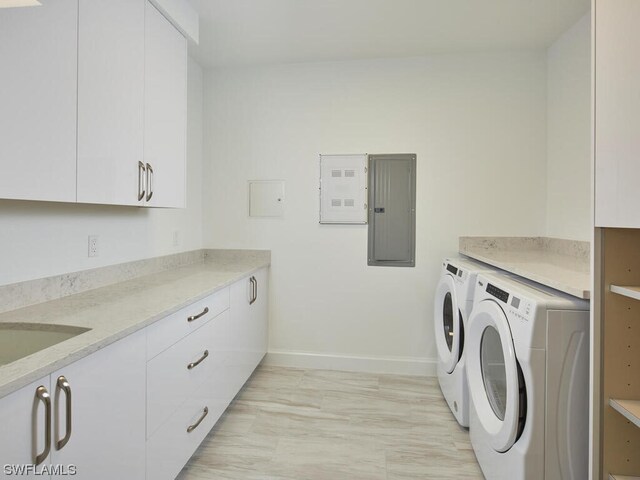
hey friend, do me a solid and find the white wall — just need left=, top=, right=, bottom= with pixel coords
left=546, top=13, right=591, bottom=240
left=203, top=53, right=548, bottom=371
left=0, top=57, right=204, bottom=286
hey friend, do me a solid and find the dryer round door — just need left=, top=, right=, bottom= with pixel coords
left=434, top=274, right=463, bottom=374
left=467, top=299, right=524, bottom=453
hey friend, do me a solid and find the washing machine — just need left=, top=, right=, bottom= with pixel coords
left=434, top=257, right=497, bottom=427
left=466, top=272, right=590, bottom=480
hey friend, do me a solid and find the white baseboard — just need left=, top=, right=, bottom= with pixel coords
left=263, top=350, right=437, bottom=377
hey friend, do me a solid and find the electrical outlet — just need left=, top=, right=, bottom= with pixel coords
left=88, top=235, right=99, bottom=257
left=172, top=230, right=180, bottom=247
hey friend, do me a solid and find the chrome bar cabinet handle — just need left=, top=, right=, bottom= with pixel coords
left=187, top=350, right=209, bottom=370
left=56, top=376, right=72, bottom=450
left=187, top=407, right=209, bottom=433
left=34, top=386, right=51, bottom=466
left=137, top=161, right=146, bottom=201
left=253, top=276, right=258, bottom=303
left=145, top=163, right=153, bottom=202
left=249, top=276, right=257, bottom=305
left=187, top=307, right=209, bottom=323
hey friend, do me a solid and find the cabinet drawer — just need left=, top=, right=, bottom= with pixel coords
left=147, top=287, right=229, bottom=360
left=147, top=312, right=227, bottom=438
left=146, top=389, right=225, bottom=480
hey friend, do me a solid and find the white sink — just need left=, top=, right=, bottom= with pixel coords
left=0, top=323, right=90, bottom=366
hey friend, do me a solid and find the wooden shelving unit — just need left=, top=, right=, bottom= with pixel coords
left=596, top=229, right=640, bottom=479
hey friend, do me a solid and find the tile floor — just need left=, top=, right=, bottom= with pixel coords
left=177, top=365, right=484, bottom=479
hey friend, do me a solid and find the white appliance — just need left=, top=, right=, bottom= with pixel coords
left=466, top=273, right=589, bottom=480
left=433, top=257, right=496, bottom=427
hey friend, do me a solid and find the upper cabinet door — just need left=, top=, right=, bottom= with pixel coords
left=144, top=1, right=187, bottom=208
left=76, top=0, right=145, bottom=206
left=595, top=0, right=640, bottom=227
left=0, top=0, right=78, bottom=203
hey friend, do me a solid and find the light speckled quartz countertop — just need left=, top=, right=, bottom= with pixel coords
left=0, top=250, right=270, bottom=399
left=459, top=237, right=590, bottom=299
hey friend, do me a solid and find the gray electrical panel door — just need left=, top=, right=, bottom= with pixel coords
left=368, top=154, right=416, bottom=267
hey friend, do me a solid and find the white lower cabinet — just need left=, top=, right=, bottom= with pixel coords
left=228, top=269, right=269, bottom=393
left=146, top=310, right=229, bottom=480
left=49, top=330, right=146, bottom=480
left=0, top=377, right=52, bottom=479
left=147, top=313, right=222, bottom=439
left=0, top=268, right=268, bottom=480
left=146, top=269, right=268, bottom=480
left=0, top=330, right=146, bottom=480
left=146, top=388, right=220, bottom=480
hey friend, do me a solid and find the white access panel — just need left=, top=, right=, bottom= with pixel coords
left=319, top=154, right=367, bottom=224
left=249, top=180, right=285, bottom=217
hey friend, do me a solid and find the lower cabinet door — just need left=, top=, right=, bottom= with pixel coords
left=227, top=269, right=269, bottom=394
left=228, top=275, right=255, bottom=393
left=49, top=330, right=146, bottom=480
left=0, top=377, right=52, bottom=480
left=250, top=268, right=269, bottom=366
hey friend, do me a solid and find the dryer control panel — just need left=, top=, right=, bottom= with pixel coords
left=445, top=262, right=468, bottom=284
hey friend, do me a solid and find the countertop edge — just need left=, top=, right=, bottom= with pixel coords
left=460, top=249, right=590, bottom=300
left=0, top=261, right=270, bottom=400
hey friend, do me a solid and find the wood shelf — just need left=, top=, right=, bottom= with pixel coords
left=610, top=399, right=640, bottom=428
left=611, top=285, right=640, bottom=301
left=609, top=475, right=640, bottom=480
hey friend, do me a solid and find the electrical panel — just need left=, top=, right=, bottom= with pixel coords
left=319, top=154, right=367, bottom=224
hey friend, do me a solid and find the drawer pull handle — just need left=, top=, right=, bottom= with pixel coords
left=187, top=406, right=209, bottom=433
left=56, top=376, right=72, bottom=450
left=187, top=350, right=209, bottom=370
left=187, top=307, right=209, bottom=323
left=34, top=386, right=52, bottom=465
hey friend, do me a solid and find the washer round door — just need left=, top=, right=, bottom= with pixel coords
left=467, top=299, right=524, bottom=453
left=434, top=274, right=463, bottom=374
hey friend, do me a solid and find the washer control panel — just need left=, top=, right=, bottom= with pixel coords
left=486, top=283, right=509, bottom=303
left=508, top=295, right=534, bottom=322
left=480, top=280, right=534, bottom=322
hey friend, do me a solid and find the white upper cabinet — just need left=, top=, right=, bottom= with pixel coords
left=144, top=1, right=188, bottom=208
left=594, top=0, right=640, bottom=227
left=0, top=0, right=78, bottom=203
left=0, top=0, right=191, bottom=208
left=76, top=0, right=145, bottom=206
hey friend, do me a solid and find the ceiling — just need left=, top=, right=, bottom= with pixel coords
left=187, top=0, right=590, bottom=68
